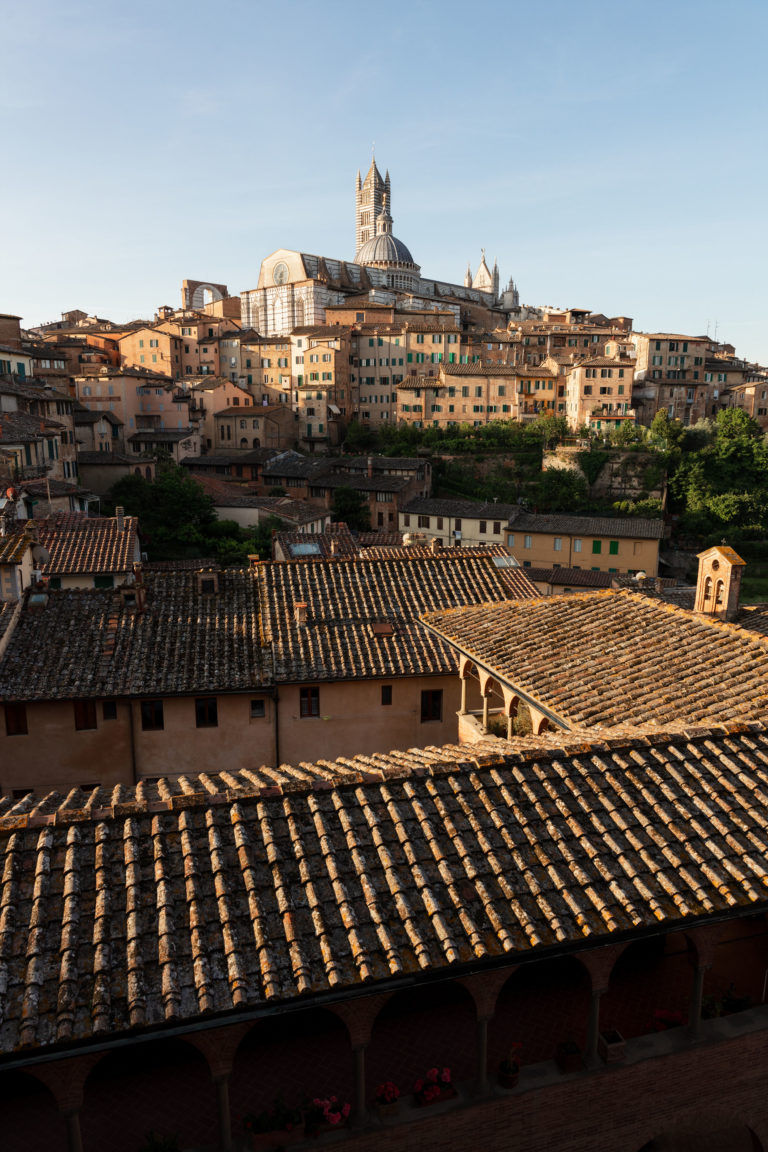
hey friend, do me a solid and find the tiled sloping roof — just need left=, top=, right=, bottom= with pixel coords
left=739, top=605, right=768, bottom=637
left=77, top=451, right=135, bottom=465
left=263, top=452, right=330, bottom=480
left=129, top=429, right=196, bottom=443
left=0, top=411, right=63, bottom=444
left=37, top=515, right=139, bottom=575
left=358, top=531, right=405, bottom=548
left=258, top=554, right=517, bottom=682
left=0, top=531, right=30, bottom=565
left=0, top=570, right=271, bottom=700
left=311, top=473, right=411, bottom=494
left=441, top=362, right=522, bottom=376
left=274, top=523, right=359, bottom=559
left=422, top=590, right=768, bottom=729
left=404, top=497, right=521, bottom=520
left=526, top=567, right=612, bottom=588
left=3, top=722, right=768, bottom=1054
left=510, top=511, right=666, bottom=541
left=181, top=449, right=278, bottom=467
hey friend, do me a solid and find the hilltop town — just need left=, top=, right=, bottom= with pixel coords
left=2, top=162, right=768, bottom=1152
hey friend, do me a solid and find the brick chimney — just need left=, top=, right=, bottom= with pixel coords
left=115, top=505, right=125, bottom=532
left=367, top=456, right=374, bottom=478
left=295, top=602, right=308, bottom=626
left=430, top=537, right=442, bottom=554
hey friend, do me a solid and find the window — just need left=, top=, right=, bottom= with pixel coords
left=553, top=537, right=562, bottom=552
left=493, top=521, right=501, bottom=535
left=381, top=685, right=393, bottom=706
left=102, top=700, right=118, bottom=721
left=4, top=703, right=27, bottom=736
left=592, top=540, right=602, bottom=554
left=300, top=687, right=320, bottom=717
left=140, top=699, right=164, bottom=730
left=524, top=535, right=532, bottom=549
left=74, top=700, right=97, bottom=730
left=609, top=540, right=619, bottom=555
left=420, top=689, right=443, bottom=722
left=94, top=575, right=114, bottom=589
left=417, top=515, right=430, bottom=529
left=479, top=520, right=487, bottom=533
left=195, top=697, right=218, bottom=728
left=250, top=699, right=266, bottom=719
left=574, top=539, right=582, bottom=553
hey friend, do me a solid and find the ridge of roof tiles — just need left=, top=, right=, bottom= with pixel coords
left=422, top=590, right=768, bottom=729
left=2, top=720, right=768, bottom=1054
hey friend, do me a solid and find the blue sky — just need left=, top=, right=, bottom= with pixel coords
left=3, top=0, right=767, bottom=361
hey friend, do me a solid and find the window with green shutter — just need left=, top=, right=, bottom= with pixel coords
left=592, top=540, right=602, bottom=555
left=609, top=541, right=619, bottom=555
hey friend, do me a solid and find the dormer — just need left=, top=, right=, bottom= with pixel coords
left=694, top=546, right=746, bottom=621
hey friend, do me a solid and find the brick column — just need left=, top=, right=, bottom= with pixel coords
left=687, top=964, right=710, bottom=1042
left=214, top=1073, right=233, bottom=1150
left=460, top=677, right=468, bottom=715
left=482, top=693, right=489, bottom=732
left=585, top=989, right=604, bottom=1068
left=352, top=1044, right=367, bottom=1127
left=64, top=1109, right=84, bottom=1152
left=476, top=1016, right=490, bottom=1095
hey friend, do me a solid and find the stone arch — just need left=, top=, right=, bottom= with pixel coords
left=135, top=467, right=142, bottom=476
left=715, top=578, right=725, bottom=607
left=81, top=1035, right=217, bottom=1151
left=501, top=687, right=520, bottom=718
left=489, top=955, right=592, bottom=1068
left=703, top=574, right=713, bottom=604
left=145, top=465, right=152, bottom=479
left=528, top=705, right=551, bottom=735
left=189, top=282, right=224, bottom=309
left=367, top=979, right=477, bottom=1098
left=0, top=1068, right=67, bottom=1152
left=601, top=931, right=691, bottom=1039
left=240, top=437, right=248, bottom=448
left=252, top=437, right=260, bottom=449
left=230, top=1007, right=354, bottom=1130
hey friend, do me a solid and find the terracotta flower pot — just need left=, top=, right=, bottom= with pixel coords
left=375, top=1099, right=401, bottom=1119
left=498, top=1065, right=520, bottom=1089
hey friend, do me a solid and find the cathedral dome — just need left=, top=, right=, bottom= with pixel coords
left=357, top=231, right=415, bottom=266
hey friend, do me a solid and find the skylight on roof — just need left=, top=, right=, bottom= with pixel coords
left=493, top=555, right=521, bottom=568
left=291, top=542, right=322, bottom=556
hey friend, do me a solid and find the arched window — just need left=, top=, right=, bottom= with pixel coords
left=240, top=437, right=248, bottom=448
left=715, top=579, right=725, bottom=606
left=703, top=575, right=713, bottom=601
left=252, top=438, right=260, bottom=448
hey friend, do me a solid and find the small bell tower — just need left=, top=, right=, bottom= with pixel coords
left=694, top=545, right=746, bottom=621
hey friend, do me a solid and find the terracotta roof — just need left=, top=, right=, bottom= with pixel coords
left=441, top=362, right=521, bottom=376
left=37, top=514, right=139, bottom=576
left=0, top=411, right=63, bottom=444
left=263, top=452, right=329, bottom=480
left=0, top=530, right=30, bottom=565
left=0, top=570, right=271, bottom=701
left=4, top=721, right=768, bottom=1054
left=274, top=523, right=360, bottom=559
left=310, top=473, right=411, bottom=494
left=526, top=567, right=613, bottom=588
left=77, top=451, right=136, bottom=465
left=181, top=449, right=278, bottom=467
left=422, top=590, right=768, bottom=730
left=404, top=497, right=522, bottom=520
left=143, top=558, right=218, bottom=572
left=738, top=605, right=768, bottom=637
left=129, top=429, right=197, bottom=443
left=510, top=511, right=665, bottom=541
left=258, top=553, right=523, bottom=683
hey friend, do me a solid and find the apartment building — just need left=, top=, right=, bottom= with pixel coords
left=631, top=332, right=713, bottom=425
left=564, top=356, right=636, bottom=431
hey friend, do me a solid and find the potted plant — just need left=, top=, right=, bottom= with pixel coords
left=555, top=1039, right=583, bottom=1073
left=497, top=1043, right=522, bottom=1088
left=413, top=1066, right=456, bottom=1107
left=598, top=1029, right=626, bottom=1064
left=305, top=1096, right=351, bottom=1138
left=374, top=1080, right=401, bottom=1119
left=652, top=1008, right=684, bottom=1032
left=243, top=1098, right=305, bottom=1150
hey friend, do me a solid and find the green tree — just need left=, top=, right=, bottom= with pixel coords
left=106, top=464, right=217, bottom=559
left=530, top=414, right=568, bottom=449
left=531, top=468, right=589, bottom=513
left=329, top=486, right=371, bottom=530
left=649, top=408, right=685, bottom=451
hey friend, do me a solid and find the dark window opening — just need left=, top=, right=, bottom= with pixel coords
left=250, top=699, right=266, bottom=718
left=102, top=700, right=118, bottom=721
left=74, top=700, right=97, bottom=730
left=140, top=699, right=164, bottom=730
left=300, top=687, right=320, bottom=717
left=195, top=697, right=218, bottom=728
left=381, top=684, right=393, bottom=706
left=420, top=689, right=443, bottom=722
left=4, top=703, right=28, bottom=736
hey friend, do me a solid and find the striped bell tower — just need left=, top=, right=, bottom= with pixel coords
left=355, top=157, right=390, bottom=260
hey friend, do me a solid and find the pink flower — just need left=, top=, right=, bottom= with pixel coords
left=414, top=1079, right=423, bottom=1092
left=427, top=1067, right=439, bottom=1082
left=341, top=1103, right=351, bottom=1118
left=328, top=1114, right=340, bottom=1125
left=441, top=1068, right=451, bottom=1083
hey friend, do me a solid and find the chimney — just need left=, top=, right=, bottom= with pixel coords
left=367, top=456, right=374, bottom=479
left=430, top=536, right=442, bottom=554
left=116, top=505, right=125, bottom=532
left=295, top=602, right=308, bottom=626
left=330, top=539, right=339, bottom=556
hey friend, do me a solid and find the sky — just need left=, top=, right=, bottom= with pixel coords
left=2, top=0, right=767, bottom=361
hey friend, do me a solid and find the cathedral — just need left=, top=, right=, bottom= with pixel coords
left=240, top=158, right=520, bottom=336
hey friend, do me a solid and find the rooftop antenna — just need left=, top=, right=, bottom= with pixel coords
left=705, top=319, right=710, bottom=338
left=714, top=320, right=719, bottom=344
